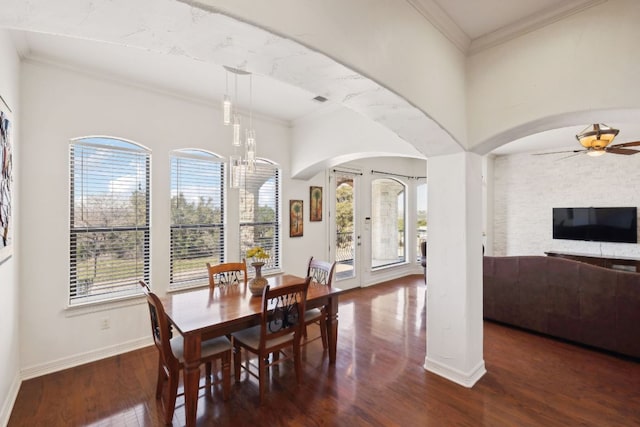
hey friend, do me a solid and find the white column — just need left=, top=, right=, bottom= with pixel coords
left=424, top=152, right=485, bottom=387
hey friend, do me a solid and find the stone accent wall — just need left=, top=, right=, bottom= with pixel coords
left=493, top=152, right=640, bottom=258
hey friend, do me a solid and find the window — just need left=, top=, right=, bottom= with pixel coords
left=69, top=137, right=150, bottom=305
left=416, top=181, right=427, bottom=262
left=239, top=159, right=280, bottom=273
left=170, top=150, right=225, bottom=289
left=371, top=177, right=406, bottom=268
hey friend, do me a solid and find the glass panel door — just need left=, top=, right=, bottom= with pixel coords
left=331, top=171, right=360, bottom=289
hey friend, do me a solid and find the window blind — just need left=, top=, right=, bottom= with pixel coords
left=170, top=150, right=225, bottom=289
left=69, top=137, right=150, bottom=305
left=239, top=160, right=280, bottom=273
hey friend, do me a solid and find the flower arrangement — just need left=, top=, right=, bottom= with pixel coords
left=246, top=246, right=269, bottom=265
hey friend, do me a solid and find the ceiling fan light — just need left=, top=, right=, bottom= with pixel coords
left=576, top=123, right=619, bottom=149
left=586, top=149, right=606, bottom=157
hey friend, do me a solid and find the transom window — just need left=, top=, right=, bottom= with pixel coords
left=371, top=177, right=406, bottom=268
left=69, top=137, right=150, bottom=305
left=170, top=149, right=225, bottom=289
left=239, top=159, right=280, bottom=274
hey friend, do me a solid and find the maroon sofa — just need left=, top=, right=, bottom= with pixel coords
left=483, top=255, right=640, bottom=359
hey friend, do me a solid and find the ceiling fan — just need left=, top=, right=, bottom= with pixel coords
left=534, top=123, right=640, bottom=157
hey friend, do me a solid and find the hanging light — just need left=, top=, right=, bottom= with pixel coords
left=223, top=65, right=258, bottom=186
left=222, top=70, right=231, bottom=125
left=576, top=123, right=619, bottom=149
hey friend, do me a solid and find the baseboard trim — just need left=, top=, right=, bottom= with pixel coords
left=0, top=371, right=21, bottom=426
left=424, top=357, right=486, bottom=388
left=21, top=337, right=152, bottom=381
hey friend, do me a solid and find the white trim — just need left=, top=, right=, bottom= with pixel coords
left=469, top=0, right=606, bottom=54
left=0, top=371, right=21, bottom=426
left=407, top=0, right=471, bottom=53
left=424, top=357, right=486, bottom=388
left=20, top=337, right=152, bottom=381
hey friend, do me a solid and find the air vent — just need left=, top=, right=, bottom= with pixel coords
left=313, top=95, right=328, bottom=103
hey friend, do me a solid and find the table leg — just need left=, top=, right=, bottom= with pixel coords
left=183, top=335, right=201, bottom=427
left=325, top=296, right=339, bottom=364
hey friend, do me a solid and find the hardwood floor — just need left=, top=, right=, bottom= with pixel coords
left=9, top=275, right=640, bottom=426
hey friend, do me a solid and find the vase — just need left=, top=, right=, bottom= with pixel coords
left=248, top=262, right=268, bottom=296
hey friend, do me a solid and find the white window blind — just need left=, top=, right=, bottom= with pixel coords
left=239, top=159, right=280, bottom=273
left=69, top=137, right=150, bottom=305
left=170, top=150, right=225, bottom=289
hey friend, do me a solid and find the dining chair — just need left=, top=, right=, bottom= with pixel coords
left=420, top=240, right=427, bottom=283
left=303, top=256, right=336, bottom=349
left=206, top=259, right=248, bottom=288
left=231, top=277, right=311, bottom=404
left=139, top=281, right=232, bottom=424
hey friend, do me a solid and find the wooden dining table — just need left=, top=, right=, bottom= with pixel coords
left=160, top=274, right=344, bottom=427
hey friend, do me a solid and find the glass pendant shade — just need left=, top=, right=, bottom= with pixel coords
left=246, top=129, right=256, bottom=173
left=232, top=114, right=241, bottom=147
left=576, top=124, right=619, bottom=149
left=222, top=95, right=231, bottom=125
left=229, top=155, right=242, bottom=188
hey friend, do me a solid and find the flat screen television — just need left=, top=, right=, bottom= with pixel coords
left=553, top=207, right=637, bottom=243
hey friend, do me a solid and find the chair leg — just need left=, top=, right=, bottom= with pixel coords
left=205, top=361, right=212, bottom=397
left=221, top=352, right=231, bottom=401
left=164, top=371, right=179, bottom=424
left=258, top=354, right=267, bottom=404
left=294, top=339, right=303, bottom=385
left=319, top=316, right=328, bottom=350
left=233, top=344, right=242, bottom=382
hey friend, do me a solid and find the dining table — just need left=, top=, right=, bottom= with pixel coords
left=160, top=273, right=345, bottom=427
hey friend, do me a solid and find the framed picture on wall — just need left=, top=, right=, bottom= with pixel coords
left=310, top=186, right=322, bottom=221
left=289, top=200, right=303, bottom=237
left=0, top=96, right=13, bottom=264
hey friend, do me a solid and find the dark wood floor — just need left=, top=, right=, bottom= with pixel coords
left=9, top=275, right=640, bottom=426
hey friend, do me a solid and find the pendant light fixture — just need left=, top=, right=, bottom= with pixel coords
left=223, top=65, right=257, bottom=187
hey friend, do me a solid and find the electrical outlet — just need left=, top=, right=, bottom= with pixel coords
left=100, top=317, right=110, bottom=330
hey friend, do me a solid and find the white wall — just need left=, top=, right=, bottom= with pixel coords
left=15, top=57, right=423, bottom=381
left=467, top=0, right=640, bottom=150
left=0, top=29, right=21, bottom=426
left=17, top=58, right=303, bottom=376
left=492, top=152, right=640, bottom=258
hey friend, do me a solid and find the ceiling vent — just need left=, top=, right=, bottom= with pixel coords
left=312, top=95, right=328, bottom=103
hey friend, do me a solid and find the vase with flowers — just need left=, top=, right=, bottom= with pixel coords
left=246, top=246, right=270, bottom=296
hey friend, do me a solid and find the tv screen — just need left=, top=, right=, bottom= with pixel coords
left=553, top=207, right=637, bottom=243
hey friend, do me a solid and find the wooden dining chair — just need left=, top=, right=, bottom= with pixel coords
left=206, top=259, right=248, bottom=288
left=139, top=281, right=232, bottom=424
left=231, top=277, right=311, bottom=404
left=303, top=256, right=336, bottom=349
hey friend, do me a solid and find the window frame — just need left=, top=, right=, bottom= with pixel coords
left=169, top=149, right=226, bottom=290
left=370, top=176, right=407, bottom=270
left=69, top=136, right=150, bottom=306
left=238, top=159, right=281, bottom=275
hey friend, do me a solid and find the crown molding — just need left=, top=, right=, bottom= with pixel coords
left=469, top=0, right=607, bottom=55
left=408, top=0, right=607, bottom=56
left=406, top=0, right=471, bottom=53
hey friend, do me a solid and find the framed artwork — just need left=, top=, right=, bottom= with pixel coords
left=310, top=186, right=323, bottom=221
left=289, top=199, right=303, bottom=237
left=0, top=97, right=13, bottom=264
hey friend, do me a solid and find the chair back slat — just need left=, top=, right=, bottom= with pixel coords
left=306, top=257, right=336, bottom=286
left=260, top=277, right=311, bottom=347
left=207, top=260, right=248, bottom=288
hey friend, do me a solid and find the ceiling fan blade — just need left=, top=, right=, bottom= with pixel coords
left=532, top=149, right=584, bottom=156
left=606, top=147, right=640, bottom=155
left=611, top=140, right=640, bottom=148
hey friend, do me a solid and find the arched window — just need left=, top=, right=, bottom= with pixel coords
left=69, top=137, right=150, bottom=305
left=239, top=159, right=280, bottom=274
left=371, top=177, right=406, bottom=268
left=416, top=181, right=427, bottom=262
left=170, top=149, right=225, bottom=289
